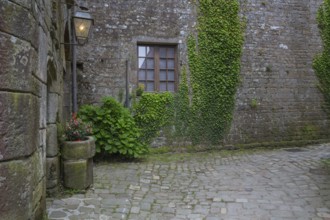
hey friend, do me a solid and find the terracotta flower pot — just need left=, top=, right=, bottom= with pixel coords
left=61, top=136, right=96, bottom=190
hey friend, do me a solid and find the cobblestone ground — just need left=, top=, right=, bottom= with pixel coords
left=47, top=144, right=330, bottom=220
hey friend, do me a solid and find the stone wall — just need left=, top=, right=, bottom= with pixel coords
left=76, top=0, right=196, bottom=105
left=76, top=0, right=330, bottom=146
left=225, top=0, right=330, bottom=145
left=0, top=0, right=68, bottom=218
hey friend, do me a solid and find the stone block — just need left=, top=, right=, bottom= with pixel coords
left=46, top=185, right=59, bottom=197
left=32, top=192, right=46, bottom=220
left=40, top=83, right=47, bottom=129
left=47, top=59, right=62, bottom=94
left=46, top=124, right=58, bottom=157
left=31, top=75, right=42, bottom=97
left=46, top=157, right=60, bottom=189
left=0, top=32, right=36, bottom=92
left=39, top=129, right=46, bottom=148
left=47, top=93, right=59, bottom=124
left=0, top=92, right=39, bottom=161
left=31, top=148, right=45, bottom=187
left=0, top=161, right=31, bottom=219
left=66, top=0, right=75, bottom=7
left=10, top=0, right=31, bottom=9
left=0, top=1, right=38, bottom=48
left=62, top=159, right=93, bottom=189
left=32, top=179, right=45, bottom=213
left=36, top=28, right=48, bottom=83
left=57, top=92, right=64, bottom=123
left=0, top=151, right=46, bottom=220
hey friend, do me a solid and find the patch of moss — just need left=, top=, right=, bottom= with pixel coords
left=147, top=145, right=280, bottom=163
left=250, top=99, right=258, bottom=109
left=320, top=158, right=330, bottom=173
left=235, top=139, right=330, bottom=149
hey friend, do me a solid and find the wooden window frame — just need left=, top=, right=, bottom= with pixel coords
left=137, top=45, right=178, bottom=92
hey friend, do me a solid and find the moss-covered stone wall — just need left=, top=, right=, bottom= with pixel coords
left=0, top=0, right=68, bottom=218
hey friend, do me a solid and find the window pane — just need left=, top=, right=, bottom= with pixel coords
left=146, top=47, right=154, bottom=57
left=138, top=45, right=176, bottom=93
left=147, top=82, right=154, bottom=91
left=139, top=58, right=146, bottom=69
left=147, top=70, right=154, bottom=80
left=138, top=46, right=146, bottom=57
left=160, top=59, right=167, bottom=69
left=168, top=82, right=175, bottom=91
left=138, top=70, right=146, bottom=80
left=160, top=71, right=167, bottom=80
left=160, top=82, right=167, bottom=91
left=167, top=59, right=175, bottom=69
left=167, top=48, right=175, bottom=58
left=168, top=71, right=175, bottom=81
left=160, top=48, right=167, bottom=58
left=147, top=59, right=154, bottom=69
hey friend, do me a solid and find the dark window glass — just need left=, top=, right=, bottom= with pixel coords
left=137, top=45, right=177, bottom=92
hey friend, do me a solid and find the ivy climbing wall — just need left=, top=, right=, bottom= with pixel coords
left=187, top=0, right=244, bottom=145
left=226, top=0, right=330, bottom=145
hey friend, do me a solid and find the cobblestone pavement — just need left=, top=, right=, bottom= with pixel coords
left=47, top=144, right=330, bottom=220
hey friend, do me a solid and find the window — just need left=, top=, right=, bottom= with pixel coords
left=138, top=45, right=177, bottom=92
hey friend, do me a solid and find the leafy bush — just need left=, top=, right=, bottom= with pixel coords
left=79, top=97, right=148, bottom=158
left=132, top=92, right=174, bottom=144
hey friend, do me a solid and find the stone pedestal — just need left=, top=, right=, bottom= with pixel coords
left=61, top=136, right=95, bottom=189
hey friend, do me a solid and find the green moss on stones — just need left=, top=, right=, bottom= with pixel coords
left=11, top=93, right=21, bottom=110
left=300, top=125, right=319, bottom=140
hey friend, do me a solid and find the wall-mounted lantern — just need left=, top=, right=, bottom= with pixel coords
left=60, top=3, right=94, bottom=113
left=69, top=7, right=94, bottom=113
left=73, top=11, right=94, bottom=45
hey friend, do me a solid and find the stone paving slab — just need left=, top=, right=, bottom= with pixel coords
left=47, top=144, right=330, bottom=220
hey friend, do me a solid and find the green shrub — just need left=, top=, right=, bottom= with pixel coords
left=132, top=92, right=174, bottom=144
left=79, top=97, right=148, bottom=158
